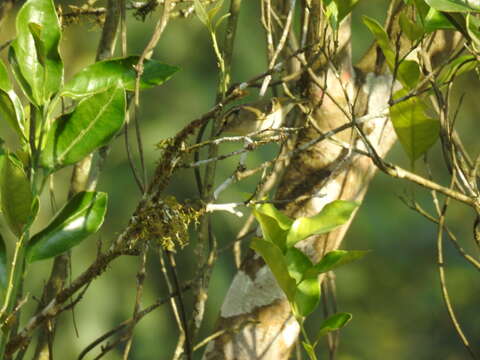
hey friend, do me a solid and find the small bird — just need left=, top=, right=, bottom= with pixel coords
left=218, top=97, right=305, bottom=136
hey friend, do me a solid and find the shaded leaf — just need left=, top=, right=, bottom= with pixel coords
left=61, top=56, right=179, bottom=99
left=316, top=312, right=352, bottom=340
left=11, top=0, right=63, bottom=105
left=250, top=238, right=296, bottom=301
left=286, top=248, right=320, bottom=317
left=0, top=154, right=33, bottom=236
left=40, top=85, right=126, bottom=169
left=286, top=200, right=358, bottom=247
left=390, top=89, right=440, bottom=161
left=303, top=250, right=369, bottom=279
left=27, top=191, right=107, bottom=262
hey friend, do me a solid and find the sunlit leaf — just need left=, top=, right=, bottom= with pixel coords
left=286, top=248, right=320, bottom=317
left=425, top=0, right=480, bottom=12
left=253, top=203, right=293, bottom=250
left=40, top=85, right=126, bottom=170
left=286, top=201, right=358, bottom=247
left=315, top=312, right=352, bottom=340
left=390, top=89, right=440, bottom=161
left=11, top=0, right=63, bottom=105
left=363, top=16, right=395, bottom=66
left=0, top=154, right=33, bottom=236
left=61, top=57, right=179, bottom=99
left=303, top=250, right=369, bottom=279
left=250, top=238, right=296, bottom=301
left=424, top=7, right=457, bottom=32
left=467, top=13, right=480, bottom=49
left=26, top=191, right=107, bottom=262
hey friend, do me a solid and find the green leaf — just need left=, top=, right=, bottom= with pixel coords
left=302, top=342, right=317, bottom=360
left=0, top=234, right=7, bottom=290
left=0, top=154, right=33, bottom=236
left=250, top=238, right=297, bottom=301
left=397, top=60, right=421, bottom=89
left=11, top=0, right=63, bottom=106
left=207, top=0, right=224, bottom=21
left=286, top=200, right=358, bottom=247
left=424, top=7, right=457, bottom=32
left=26, top=191, right=107, bottom=262
left=286, top=248, right=320, bottom=317
left=304, top=250, right=369, bottom=279
left=399, top=12, right=425, bottom=41
left=253, top=203, right=293, bottom=250
left=363, top=16, right=395, bottom=67
left=194, top=0, right=210, bottom=27
left=40, top=85, right=126, bottom=170
left=390, top=89, right=440, bottom=161
left=437, top=55, right=477, bottom=83
left=316, top=312, right=352, bottom=340
left=0, top=60, right=25, bottom=139
left=467, top=13, right=480, bottom=49
left=61, top=56, right=179, bottom=99
left=0, top=59, right=11, bottom=90
left=425, top=0, right=480, bottom=12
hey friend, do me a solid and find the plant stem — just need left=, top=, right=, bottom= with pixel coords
left=0, top=232, right=28, bottom=359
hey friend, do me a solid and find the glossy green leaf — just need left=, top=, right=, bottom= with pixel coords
left=253, top=203, right=293, bottom=250
left=11, top=0, right=63, bottom=106
left=27, top=191, right=107, bottom=262
left=399, top=12, right=425, bottom=41
left=40, top=85, right=126, bottom=169
left=316, top=312, right=352, bottom=340
left=0, top=61, right=25, bottom=139
left=0, top=233, right=7, bottom=290
left=61, top=57, right=179, bottom=99
left=390, top=89, right=440, bottom=161
left=303, top=250, right=369, bottom=279
left=286, top=200, right=358, bottom=247
left=286, top=248, right=320, bottom=317
left=0, top=154, right=33, bottom=236
left=425, top=0, right=480, bottom=11
left=437, top=55, right=476, bottom=84
left=424, top=7, right=457, bottom=32
left=250, top=238, right=296, bottom=301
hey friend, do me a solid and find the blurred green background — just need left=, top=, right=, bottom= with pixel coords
left=1, top=0, right=479, bottom=359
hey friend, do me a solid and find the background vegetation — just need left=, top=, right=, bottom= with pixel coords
left=1, top=0, right=479, bottom=359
